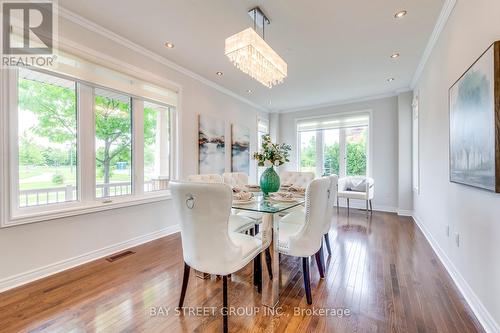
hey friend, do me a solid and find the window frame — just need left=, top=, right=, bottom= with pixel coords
left=0, top=67, right=176, bottom=228
left=256, top=117, right=270, bottom=180
left=296, top=110, right=372, bottom=178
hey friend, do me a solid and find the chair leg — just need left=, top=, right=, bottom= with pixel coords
left=265, top=248, right=273, bottom=280
left=366, top=200, right=369, bottom=217
left=369, top=200, right=373, bottom=213
left=222, top=276, right=228, bottom=333
left=314, top=245, right=325, bottom=279
left=302, top=257, right=312, bottom=305
left=178, top=263, right=190, bottom=308
left=324, top=233, right=332, bottom=256
left=253, top=255, right=262, bottom=293
left=347, top=198, right=350, bottom=216
left=336, top=195, right=339, bottom=213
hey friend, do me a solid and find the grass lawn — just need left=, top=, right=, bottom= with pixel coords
left=19, top=165, right=131, bottom=190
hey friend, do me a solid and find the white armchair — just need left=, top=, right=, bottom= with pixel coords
left=337, top=176, right=374, bottom=215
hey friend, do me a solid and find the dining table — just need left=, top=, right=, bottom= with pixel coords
left=232, top=191, right=305, bottom=308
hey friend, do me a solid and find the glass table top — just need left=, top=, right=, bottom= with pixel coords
left=232, top=193, right=305, bottom=213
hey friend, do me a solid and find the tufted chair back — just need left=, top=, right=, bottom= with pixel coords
left=323, top=175, right=338, bottom=234
left=187, top=174, right=223, bottom=184
left=222, top=172, right=249, bottom=187
left=285, top=177, right=331, bottom=257
left=280, top=171, right=315, bottom=188
left=170, top=182, right=246, bottom=275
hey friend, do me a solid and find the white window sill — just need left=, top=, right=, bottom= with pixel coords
left=2, top=191, right=172, bottom=228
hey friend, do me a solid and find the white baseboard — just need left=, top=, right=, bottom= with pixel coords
left=0, top=224, right=180, bottom=293
left=397, top=209, right=414, bottom=216
left=412, top=215, right=500, bottom=333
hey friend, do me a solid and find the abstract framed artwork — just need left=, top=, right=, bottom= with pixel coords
left=231, top=124, right=250, bottom=173
left=198, top=114, right=225, bottom=174
left=449, top=41, right=500, bottom=192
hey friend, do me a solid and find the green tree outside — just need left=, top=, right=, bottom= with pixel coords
left=18, top=76, right=158, bottom=192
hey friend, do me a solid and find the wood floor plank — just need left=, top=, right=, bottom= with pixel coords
left=0, top=210, right=485, bottom=333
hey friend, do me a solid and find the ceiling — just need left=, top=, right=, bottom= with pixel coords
left=59, top=0, right=445, bottom=112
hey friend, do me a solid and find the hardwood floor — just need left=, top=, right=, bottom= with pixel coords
left=0, top=209, right=485, bottom=333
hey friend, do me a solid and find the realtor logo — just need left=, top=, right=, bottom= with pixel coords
left=1, top=0, right=57, bottom=67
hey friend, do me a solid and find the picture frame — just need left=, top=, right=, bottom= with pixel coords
left=449, top=41, right=500, bottom=192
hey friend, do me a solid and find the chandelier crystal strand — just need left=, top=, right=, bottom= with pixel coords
left=225, top=28, right=287, bottom=88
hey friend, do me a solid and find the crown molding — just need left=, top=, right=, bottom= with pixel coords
left=277, top=91, right=399, bottom=114
left=57, top=6, right=269, bottom=113
left=410, top=0, right=457, bottom=88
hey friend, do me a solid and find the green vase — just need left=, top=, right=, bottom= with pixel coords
left=260, top=166, right=280, bottom=195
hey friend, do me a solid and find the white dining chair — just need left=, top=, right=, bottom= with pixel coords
left=267, top=177, right=331, bottom=304
left=222, top=172, right=248, bottom=187
left=187, top=174, right=223, bottom=183
left=171, top=181, right=264, bottom=333
left=187, top=174, right=255, bottom=234
left=337, top=176, right=374, bottom=216
left=280, top=171, right=315, bottom=187
left=323, top=175, right=338, bottom=256
left=223, top=172, right=263, bottom=231
left=276, top=175, right=338, bottom=267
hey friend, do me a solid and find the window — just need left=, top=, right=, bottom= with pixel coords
left=297, top=113, right=369, bottom=178
left=143, top=101, right=171, bottom=192
left=17, top=68, right=78, bottom=207
left=95, top=88, right=132, bottom=198
left=257, top=118, right=269, bottom=179
left=2, top=55, right=177, bottom=227
left=299, top=131, right=317, bottom=174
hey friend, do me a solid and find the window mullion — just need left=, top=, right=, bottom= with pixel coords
left=339, top=128, right=347, bottom=177
left=316, top=130, right=323, bottom=177
left=78, top=83, right=95, bottom=203
left=132, top=99, right=144, bottom=195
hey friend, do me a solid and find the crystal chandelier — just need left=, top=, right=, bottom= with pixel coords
left=225, top=7, right=287, bottom=88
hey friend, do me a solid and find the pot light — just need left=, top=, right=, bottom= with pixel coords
left=216, top=71, right=223, bottom=76
left=247, top=89, right=253, bottom=94
left=387, top=78, right=395, bottom=83
left=394, top=10, right=407, bottom=19
left=164, top=41, right=175, bottom=48
left=391, top=53, right=400, bottom=59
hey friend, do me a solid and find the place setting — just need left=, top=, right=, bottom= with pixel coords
left=232, top=187, right=255, bottom=204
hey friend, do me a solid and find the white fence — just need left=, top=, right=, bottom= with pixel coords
left=19, top=180, right=164, bottom=207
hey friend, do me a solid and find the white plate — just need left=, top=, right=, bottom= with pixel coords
left=270, top=196, right=297, bottom=203
left=233, top=198, right=255, bottom=204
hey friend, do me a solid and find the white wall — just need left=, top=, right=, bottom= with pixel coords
left=413, top=0, right=500, bottom=330
left=0, top=14, right=266, bottom=289
left=278, top=96, right=399, bottom=211
left=397, top=92, right=413, bottom=213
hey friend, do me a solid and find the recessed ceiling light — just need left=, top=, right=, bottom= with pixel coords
left=164, top=41, right=175, bottom=48
left=216, top=71, right=223, bottom=76
left=394, top=10, right=407, bottom=19
left=391, top=53, right=400, bottom=59
left=387, top=78, right=395, bottom=82
left=246, top=89, right=253, bottom=94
